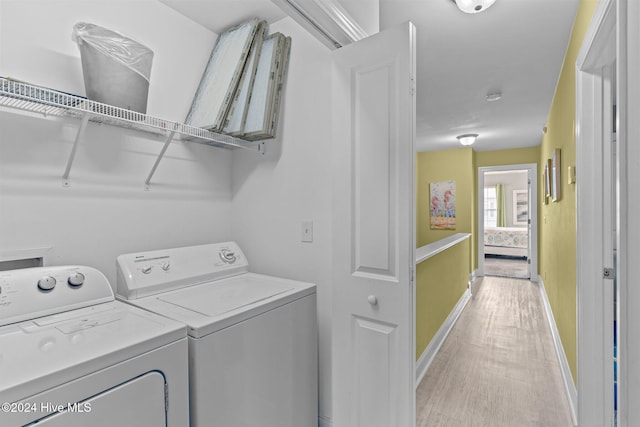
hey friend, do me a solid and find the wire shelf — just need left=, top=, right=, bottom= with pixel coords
left=0, top=77, right=262, bottom=152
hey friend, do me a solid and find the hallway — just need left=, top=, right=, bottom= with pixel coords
left=416, top=276, right=573, bottom=427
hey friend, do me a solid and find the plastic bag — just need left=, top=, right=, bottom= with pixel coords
left=72, top=22, right=153, bottom=82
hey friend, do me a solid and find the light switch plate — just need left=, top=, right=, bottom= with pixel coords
left=568, top=166, right=576, bottom=184
left=301, top=221, right=313, bottom=243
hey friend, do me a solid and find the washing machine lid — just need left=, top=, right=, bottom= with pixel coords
left=0, top=300, right=186, bottom=404
left=158, top=277, right=293, bottom=317
left=127, top=273, right=316, bottom=338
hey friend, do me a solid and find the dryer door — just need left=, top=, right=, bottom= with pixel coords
left=30, top=371, right=166, bottom=427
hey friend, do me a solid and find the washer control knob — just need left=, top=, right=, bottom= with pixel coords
left=37, top=276, right=57, bottom=291
left=219, top=249, right=236, bottom=264
left=142, top=266, right=152, bottom=274
left=68, top=272, right=85, bottom=287
left=161, top=261, right=170, bottom=271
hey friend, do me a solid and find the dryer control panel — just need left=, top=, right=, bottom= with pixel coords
left=0, top=266, right=114, bottom=327
left=116, top=242, right=249, bottom=300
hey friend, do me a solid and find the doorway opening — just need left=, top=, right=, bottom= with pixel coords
left=477, top=164, right=538, bottom=281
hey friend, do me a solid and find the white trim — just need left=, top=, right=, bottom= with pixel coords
left=618, top=0, right=640, bottom=423
left=615, top=1, right=640, bottom=424
left=538, top=275, right=577, bottom=426
left=312, top=0, right=369, bottom=41
left=318, top=415, right=333, bottom=427
left=271, top=0, right=369, bottom=50
left=469, top=269, right=478, bottom=284
left=415, top=233, right=471, bottom=264
left=575, top=0, right=617, bottom=424
left=415, top=289, right=472, bottom=386
left=477, top=164, right=538, bottom=280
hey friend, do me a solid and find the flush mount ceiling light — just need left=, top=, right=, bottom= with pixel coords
left=486, top=91, right=502, bottom=102
left=451, top=0, right=496, bottom=14
left=457, top=134, right=478, bottom=146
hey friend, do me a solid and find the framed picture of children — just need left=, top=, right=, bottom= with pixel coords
left=430, top=180, right=456, bottom=230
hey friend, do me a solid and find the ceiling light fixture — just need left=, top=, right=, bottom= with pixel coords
left=451, top=0, right=496, bottom=14
left=486, top=91, right=502, bottom=102
left=457, top=134, right=478, bottom=146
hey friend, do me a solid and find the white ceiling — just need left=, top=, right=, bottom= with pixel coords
left=159, top=0, right=286, bottom=34
left=380, top=0, right=580, bottom=152
left=159, top=0, right=580, bottom=152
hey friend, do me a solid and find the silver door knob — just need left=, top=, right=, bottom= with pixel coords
left=368, top=295, right=378, bottom=306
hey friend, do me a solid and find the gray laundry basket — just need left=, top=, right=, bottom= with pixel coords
left=72, top=22, right=154, bottom=113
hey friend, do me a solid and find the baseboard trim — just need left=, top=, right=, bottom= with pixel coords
left=469, top=269, right=478, bottom=284
left=415, top=288, right=472, bottom=387
left=318, top=415, right=332, bottom=427
left=537, top=275, right=577, bottom=426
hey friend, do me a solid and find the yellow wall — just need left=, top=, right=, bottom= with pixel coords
left=415, top=0, right=597, bottom=381
left=540, top=0, right=598, bottom=382
left=415, top=238, right=470, bottom=360
left=416, top=148, right=474, bottom=360
left=476, top=146, right=540, bottom=168
left=417, top=148, right=474, bottom=251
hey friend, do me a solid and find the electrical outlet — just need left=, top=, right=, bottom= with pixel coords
left=301, top=221, right=313, bottom=243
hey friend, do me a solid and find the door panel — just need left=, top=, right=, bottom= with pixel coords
left=332, top=21, right=416, bottom=427
left=353, top=62, right=395, bottom=277
left=353, top=317, right=398, bottom=426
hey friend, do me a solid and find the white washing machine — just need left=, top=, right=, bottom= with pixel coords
left=0, top=265, right=190, bottom=427
left=116, top=242, right=318, bottom=427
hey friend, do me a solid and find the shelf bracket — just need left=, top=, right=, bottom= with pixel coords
left=62, top=112, right=91, bottom=187
left=144, top=125, right=178, bottom=191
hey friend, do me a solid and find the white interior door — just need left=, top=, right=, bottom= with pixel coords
left=527, top=172, right=532, bottom=279
left=576, top=0, right=617, bottom=424
left=331, top=22, right=416, bottom=427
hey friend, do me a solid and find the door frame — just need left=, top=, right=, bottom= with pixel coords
left=617, top=0, right=640, bottom=424
left=575, top=0, right=616, bottom=424
left=477, top=164, right=538, bottom=280
left=577, top=0, right=640, bottom=425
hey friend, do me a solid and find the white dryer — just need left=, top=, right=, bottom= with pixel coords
left=0, top=265, right=189, bottom=427
left=116, top=242, right=318, bottom=427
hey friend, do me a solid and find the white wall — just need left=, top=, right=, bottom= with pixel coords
left=1, top=2, right=335, bottom=424
left=230, top=17, right=334, bottom=425
left=0, top=0, right=214, bottom=121
left=340, top=0, right=380, bottom=35
left=0, top=0, right=232, bottom=284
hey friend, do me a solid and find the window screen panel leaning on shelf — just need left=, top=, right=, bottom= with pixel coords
left=241, top=32, right=291, bottom=141
left=185, top=19, right=260, bottom=131
left=268, top=35, right=291, bottom=139
left=223, top=21, right=266, bottom=136
left=240, top=33, right=281, bottom=139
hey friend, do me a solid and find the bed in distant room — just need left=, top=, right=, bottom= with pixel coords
left=484, top=226, right=528, bottom=259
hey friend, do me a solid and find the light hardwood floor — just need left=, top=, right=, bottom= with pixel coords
left=484, top=256, right=529, bottom=279
left=416, top=276, right=574, bottom=427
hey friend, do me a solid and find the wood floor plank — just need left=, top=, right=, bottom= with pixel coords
left=416, top=276, right=574, bottom=427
